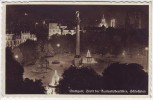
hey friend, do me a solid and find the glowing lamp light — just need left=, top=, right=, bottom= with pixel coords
left=145, top=47, right=148, bottom=51
left=57, top=44, right=60, bottom=48
left=33, top=37, right=37, bottom=41
left=43, top=21, right=45, bottom=24
left=35, top=22, right=38, bottom=25
left=122, top=51, right=126, bottom=56
left=14, top=55, right=19, bottom=59
left=24, top=13, right=28, bottom=16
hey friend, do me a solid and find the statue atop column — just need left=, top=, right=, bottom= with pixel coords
left=76, top=11, right=80, bottom=25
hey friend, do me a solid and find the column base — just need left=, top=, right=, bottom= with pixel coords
left=73, top=55, right=82, bottom=67
left=74, top=55, right=81, bottom=58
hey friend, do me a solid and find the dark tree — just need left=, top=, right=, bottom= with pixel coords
left=6, top=47, right=24, bottom=94
left=35, top=23, right=48, bottom=41
left=13, top=39, right=54, bottom=66
left=102, top=63, right=148, bottom=94
left=21, top=78, right=45, bottom=94
left=18, top=40, right=38, bottom=65
left=56, top=66, right=103, bottom=94
left=6, top=47, right=45, bottom=94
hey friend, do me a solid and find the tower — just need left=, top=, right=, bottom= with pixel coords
left=101, top=14, right=106, bottom=24
left=99, top=14, right=107, bottom=27
left=111, top=19, right=116, bottom=27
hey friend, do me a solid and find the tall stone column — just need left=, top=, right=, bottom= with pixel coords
left=74, top=11, right=82, bottom=67
left=75, top=11, right=80, bottom=57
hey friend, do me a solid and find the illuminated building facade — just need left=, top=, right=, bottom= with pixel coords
left=6, top=31, right=37, bottom=48
left=48, top=23, right=76, bottom=39
left=62, top=29, right=75, bottom=35
left=48, top=23, right=62, bottom=37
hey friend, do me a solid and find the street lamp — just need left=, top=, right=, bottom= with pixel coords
left=122, top=50, right=126, bottom=57
left=43, top=20, right=45, bottom=25
left=35, top=22, right=38, bottom=25
left=56, top=43, right=60, bottom=62
left=35, top=22, right=38, bottom=28
left=14, top=54, right=19, bottom=59
left=33, top=37, right=37, bottom=41
left=57, top=43, right=60, bottom=48
left=145, top=47, right=148, bottom=58
left=145, top=47, right=148, bottom=51
left=24, top=13, right=28, bottom=16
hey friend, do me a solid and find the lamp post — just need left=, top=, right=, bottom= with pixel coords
left=122, top=50, right=126, bottom=57
left=145, top=47, right=148, bottom=57
left=35, top=22, right=38, bottom=29
left=145, top=47, right=148, bottom=60
left=57, top=43, right=60, bottom=62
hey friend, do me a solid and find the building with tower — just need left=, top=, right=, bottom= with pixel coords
left=84, top=14, right=116, bottom=32
left=99, top=14, right=108, bottom=28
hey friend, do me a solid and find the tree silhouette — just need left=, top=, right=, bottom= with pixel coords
left=56, top=63, right=148, bottom=94
left=21, top=78, right=45, bottom=94
left=6, top=47, right=24, bottom=94
left=43, top=41, right=55, bottom=57
left=19, top=40, right=38, bottom=65
left=102, top=63, right=148, bottom=94
left=6, top=47, right=45, bottom=94
left=56, top=66, right=102, bottom=94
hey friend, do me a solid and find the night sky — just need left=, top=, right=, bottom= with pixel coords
left=6, top=5, right=149, bottom=28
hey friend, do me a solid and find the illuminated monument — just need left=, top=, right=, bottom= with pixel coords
left=73, top=11, right=82, bottom=67
left=73, top=11, right=97, bottom=66
left=82, top=50, right=97, bottom=64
